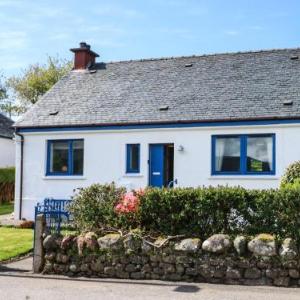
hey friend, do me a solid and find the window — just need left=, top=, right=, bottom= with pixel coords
left=47, top=140, right=84, bottom=176
left=212, top=134, right=275, bottom=175
left=215, top=137, right=241, bottom=172
left=126, top=144, right=140, bottom=173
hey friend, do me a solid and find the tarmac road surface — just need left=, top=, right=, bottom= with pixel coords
left=0, top=258, right=299, bottom=300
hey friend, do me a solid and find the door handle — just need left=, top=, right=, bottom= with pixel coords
left=152, top=172, right=160, bottom=175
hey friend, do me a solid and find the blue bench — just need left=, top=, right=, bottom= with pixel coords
left=34, top=198, right=72, bottom=234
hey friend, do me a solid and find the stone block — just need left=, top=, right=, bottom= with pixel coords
left=174, top=238, right=201, bottom=253
left=202, top=234, right=232, bottom=254
left=248, top=235, right=277, bottom=257
left=244, top=268, right=261, bottom=279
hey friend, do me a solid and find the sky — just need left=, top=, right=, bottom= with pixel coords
left=0, top=0, right=300, bottom=76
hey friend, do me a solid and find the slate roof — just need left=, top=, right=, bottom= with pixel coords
left=15, top=47, right=300, bottom=128
left=0, top=113, right=14, bottom=138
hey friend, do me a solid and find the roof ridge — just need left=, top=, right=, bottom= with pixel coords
left=102, top=46, right=300, bottom=65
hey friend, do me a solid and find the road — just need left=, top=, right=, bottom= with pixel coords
left=0, top=258, right=299, bottom=300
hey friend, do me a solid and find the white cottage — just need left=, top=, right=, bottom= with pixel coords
left=14, top=42, right=300, bottom=220
left=0, top=113, right=15, bottom=168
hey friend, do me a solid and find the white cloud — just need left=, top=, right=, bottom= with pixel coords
left=80, top=25, right=125, bottom=35
left=0, top=0, right=24, bottom=8
left=158, top=28, right=196, bottom=40
left=88, top=38, right=125, bottom=48
left=93, top=4, right=142, bottom=18
left=224, top=30, right=239, bottom=36
left=0, top=54, right=25, bottom=70
left=0, top=30, right=28, bottom=49
left=48, top=33, right=71, bottom=41
left=28, top=5, right=67, bottom=18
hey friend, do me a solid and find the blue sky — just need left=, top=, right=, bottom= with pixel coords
left=0, top=0, right=299, bottom=76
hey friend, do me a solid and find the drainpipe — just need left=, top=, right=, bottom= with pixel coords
left=15, top=130, right=24, bottom=220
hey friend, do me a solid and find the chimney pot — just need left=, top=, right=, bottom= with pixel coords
left=80, top=42, right=87, bottom=48
left=70, top=42, right=99, bottom=70
left=79, top=42, right=91, bottom=50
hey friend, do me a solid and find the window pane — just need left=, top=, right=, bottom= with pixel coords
left=215, top=137, right=240, bottom=172
left=73, top=140, right=84, bottom=175
left=247, top=136, right=273, bottom=172
left=50, top=141, right=69, bottom=173
left=128, top=144, right=139, bottom=172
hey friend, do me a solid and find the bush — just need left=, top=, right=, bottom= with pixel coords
left=138, top=187, right=256, bottom=237
left=281, top=161, right=300, bottom=187
left=137, top=186, right=300, bottom=242
left=0, top=167, right=15, bottom=203
left=68, top=183, right=300, bottom=244
left=67, top=183, right=125, bottom=231
left=0, top=167, right=15, bottom=183
left=19, top=220, right=34, bottom=229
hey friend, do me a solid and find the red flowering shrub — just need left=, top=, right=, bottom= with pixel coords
left=115, top=191, right=141, bottom=214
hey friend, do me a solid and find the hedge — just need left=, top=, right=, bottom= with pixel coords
left=68, top=183, right=300, bottom=244
left=0, top=167, right=15, bottom=183
left=0, top=168, right=15, bottom=203
left=138, top=186, right=300, bottom=239
left=281, top=160, right=300, bottom=187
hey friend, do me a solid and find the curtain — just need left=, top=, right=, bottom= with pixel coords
left=216, top=139, right=226, bottom=171
left=266, top=137, right=273, bottom=170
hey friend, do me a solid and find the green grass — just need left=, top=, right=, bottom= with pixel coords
left=0, top=227, right=33, bottom=261
left=0, top=203, right=14, bottom=215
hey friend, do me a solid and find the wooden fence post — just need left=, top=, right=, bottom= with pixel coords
left=33, top=214, right=46, bottom=273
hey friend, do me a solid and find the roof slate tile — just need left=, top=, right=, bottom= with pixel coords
left=16, top=48, right=300, bottom=128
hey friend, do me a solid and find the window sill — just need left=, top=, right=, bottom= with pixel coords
left=209, top=175, right=279, bottom=180
left=43, top=176, right=86, bottom=180
left=123, top=173, right=143, bottom=178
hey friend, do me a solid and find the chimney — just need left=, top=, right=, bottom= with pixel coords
left=70, top=42, right=99, bottom=70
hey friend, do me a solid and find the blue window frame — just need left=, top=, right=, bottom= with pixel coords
left=126, top=144, right=140, bottom=173
left=212, top=134, right=275, bottom=175
left=46, top=139, right=84, bottom=176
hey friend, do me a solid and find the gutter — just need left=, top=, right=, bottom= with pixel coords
left=15, top=130, right=24, bottom=220
left=0, top=134, right=14, bottom=140
left=14, top=116, right=300, bottom=131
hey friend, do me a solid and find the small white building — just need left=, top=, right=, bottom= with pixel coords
left=0, top=113, right=15, bottom=168
left=14, top=43, right=300, bottom=220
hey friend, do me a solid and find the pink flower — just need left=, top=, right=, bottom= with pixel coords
left=115, top=191, right=140, bottom=214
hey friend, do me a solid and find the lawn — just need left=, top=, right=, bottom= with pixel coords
left=0, top=203, right=14, bottom=215
left=0, top=227, right=33, bottom=261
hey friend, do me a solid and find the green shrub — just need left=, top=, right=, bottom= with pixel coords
left=0, top=167, right=15, bottom=183
left=137, top=186, right=300, bottom=242
left=67, top=183, right=125, bottom=231
left=139, top=187, right=260, bottom=237
left=281, top=161, right=300, bottom=187
left=68, top=183, right=300, bottom=244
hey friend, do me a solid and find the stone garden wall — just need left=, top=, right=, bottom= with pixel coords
left=39, top=232, right=300, bottom=287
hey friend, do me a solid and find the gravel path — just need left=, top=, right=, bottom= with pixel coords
left=0, top=213, right=22, bottom=226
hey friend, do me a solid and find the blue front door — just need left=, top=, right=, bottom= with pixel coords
left=149, top=144, right=164, bottom=187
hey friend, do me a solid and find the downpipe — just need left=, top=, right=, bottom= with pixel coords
left=15, top=130, right=24, bottom=220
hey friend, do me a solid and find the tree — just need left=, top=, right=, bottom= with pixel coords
left=6, top=56, right=72, bottom=113
left=0, top=75, right=6, bottom=100
left=0, top=74, right=15, bottom=118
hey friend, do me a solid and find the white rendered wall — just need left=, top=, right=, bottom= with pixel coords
left=15, top=124, right=300, bottom=220
left=0, top=137, right=15, bottom=167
